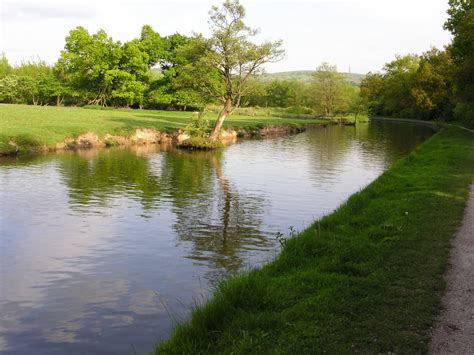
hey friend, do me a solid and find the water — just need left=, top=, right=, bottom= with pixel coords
left=0, top=121, right=433, bottom=354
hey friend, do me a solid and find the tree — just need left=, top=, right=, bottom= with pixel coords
left=147, top=33, right=207, bottom=110
left=360, top=72, right=385, bottom=116
left=240, top=78, right=267, bottom=107
left=311, top=63, right=345, bottom=117
left=182, top=0, right=284, bottom=141
left=444, top=0, right=474, bottom=122
left=410, top=48, right=455, bottom=120
left=57, top=27, right=122, bottom=106
left=57, top=25, right=162, bottom=107
left=380, top=54, right=420, bottom=118
left=0, top=75, right=20, bottom=103
left=110, top=40, right=150, bottom=107
left=137, top=25, right=165, bottom=67
left=0, top=54, right=12, bottom=78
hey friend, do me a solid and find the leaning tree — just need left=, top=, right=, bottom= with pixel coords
left=184, top=0, right=285, bottom=141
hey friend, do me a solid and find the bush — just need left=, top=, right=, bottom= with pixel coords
left=178, top=137, right=224, bottom=150
left=454, top=102, right=474, bottom=127
left=184, top=111, right=211, bottom=138
left=0, top=140, right=18, bottom=155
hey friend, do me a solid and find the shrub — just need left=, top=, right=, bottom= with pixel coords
left=178, top=137, right=223, bottom=150
left=184, top=111, right=211, bottom=138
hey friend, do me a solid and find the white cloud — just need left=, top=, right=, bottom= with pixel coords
left=2, top=1, right=96, bottom=21
left=0, top=0, right=452, bottom=73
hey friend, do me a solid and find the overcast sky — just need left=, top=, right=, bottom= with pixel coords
left=1, top=0, right=452, bottom=74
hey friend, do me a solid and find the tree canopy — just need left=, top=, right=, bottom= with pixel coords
left=1, top=0, right=472, bottom=128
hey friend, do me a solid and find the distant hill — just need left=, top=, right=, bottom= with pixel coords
left=260, top=70, right=365, bottom=85
left=150, top=68, right=365, bottom=85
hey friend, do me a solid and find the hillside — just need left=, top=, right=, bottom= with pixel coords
left=261, top=70, right=365, bottom=84
left=151, top=68, right=366, bottom=85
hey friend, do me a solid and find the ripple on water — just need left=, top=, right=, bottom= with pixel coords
left=0, top=122, right=434, bottom=354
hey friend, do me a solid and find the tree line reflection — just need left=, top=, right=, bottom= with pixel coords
left=57, top=145, right=270, bottom=279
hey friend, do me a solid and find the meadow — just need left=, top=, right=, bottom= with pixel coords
left=0, top=104, right=328, bottom=154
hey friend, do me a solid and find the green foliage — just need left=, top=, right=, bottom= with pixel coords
left=137, top=25, right=165, bottom=67
left=0, top=54, right=12, bottom=78
left=178, top=137, right=224, bottom=150
left=56, top=25, right=158, bottom=107
left=56, top=27, right=122, bottom=105
left=265, top=79, right=311, bottom=108
left=0, top=60, right=68, bottom=106
left=310, top=63, right=348, bottom=117
left=178, top=0, right=285, bottom=139
left=0, top=75, right=21, bottom=103
left=275, top=226, right=297, bottom=248
left=444, top=0, right=474, bottom=124
left=411, top=48, right=455, bottom=120
left=360, top=1, right=473, bottom=124
left=148, top=34, right=209, bottom=110
left=360, top=51, right=456, bottom=121
left=382, top=54, right=420, bottom=117
left=185, top=111, right=211, bottom=138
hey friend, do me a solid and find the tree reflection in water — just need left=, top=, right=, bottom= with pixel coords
left=168, top=150, right=269, bottom=283
left=58, top=145, right=270, bottom=283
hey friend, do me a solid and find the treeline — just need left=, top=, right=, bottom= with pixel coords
left=240, top=65, right=362, bottom=116
left=360, top=0, right=473, bottom=124
left=2, top=0, right=470, bottom=124
left=0, top=26, right=361, bottom=117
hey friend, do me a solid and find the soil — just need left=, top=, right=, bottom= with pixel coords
left=429, top=183, right=474, bottom=354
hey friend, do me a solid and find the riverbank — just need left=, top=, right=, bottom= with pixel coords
left=371, top=116, right=434, bottom=126
left=156, top=126, right=474, bottom=354
left=0, top=104, right=329, bottom=155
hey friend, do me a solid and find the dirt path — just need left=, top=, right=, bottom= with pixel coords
left=430, top=183, right=474, bottom=354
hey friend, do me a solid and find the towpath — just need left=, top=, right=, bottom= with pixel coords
left=430, top=183, right=474, bottom=354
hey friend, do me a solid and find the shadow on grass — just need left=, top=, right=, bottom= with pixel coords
left=108, top=117, right=188, bottom=133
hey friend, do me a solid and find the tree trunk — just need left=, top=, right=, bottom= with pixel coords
left=208, top=98, right=232, bottom=141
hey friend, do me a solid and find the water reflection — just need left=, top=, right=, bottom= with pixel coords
left=0, top=121, right=434, bottom=354
left=170, top=151, right=268, bottom=280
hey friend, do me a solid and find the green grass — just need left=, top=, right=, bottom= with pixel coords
left=156, top=126, right=474, bottom=354
left=178, top=137, right=225, bottom=150
left=0, top=104, right=328, bottom=154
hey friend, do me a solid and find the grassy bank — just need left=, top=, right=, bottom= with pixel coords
left=0, top=104, right=328, bottom=154
left=156, top=126, right=474, bottom=354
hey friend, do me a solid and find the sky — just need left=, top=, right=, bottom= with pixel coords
left=0, top=0, right=452, bottom=74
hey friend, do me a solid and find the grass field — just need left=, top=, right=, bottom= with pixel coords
left=0, top=104, right=328, bottom=154
left=156, top=126, right=474, bottom=354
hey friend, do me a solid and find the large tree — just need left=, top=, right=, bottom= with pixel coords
left=444, top=0, right=474, bottom=122
left=182, top=0, right=284, bottom=141
left=410, top=48, right=455, bottom=120
left=311, top=63, right=345, bottom=117
left=57, top=26, right=161, bottom=107
left=381, top=54, right=420, bottom=118
left=56, top=27, right=122, bottom=105
left=0, top=54, right=12, bottom=78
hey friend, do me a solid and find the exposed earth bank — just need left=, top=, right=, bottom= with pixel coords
left=0, top=123, right=327, bottom=156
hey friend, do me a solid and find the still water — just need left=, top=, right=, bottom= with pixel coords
left=0, top=121, right=433, bottom=354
